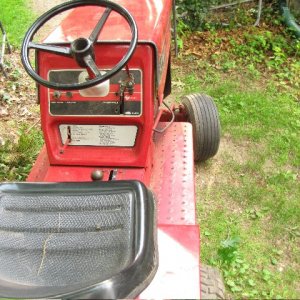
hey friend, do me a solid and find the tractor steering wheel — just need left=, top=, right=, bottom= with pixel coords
left=21, top=0, right=138, bottom=91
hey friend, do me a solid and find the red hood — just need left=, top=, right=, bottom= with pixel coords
left=45, top=0, right=172, bottom=50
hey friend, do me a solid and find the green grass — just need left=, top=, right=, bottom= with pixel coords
left=0, top=0, right=36, bottom=47
left=0, top=127, right=43, bottom=181
left=173, top=44, right=300, bottom=298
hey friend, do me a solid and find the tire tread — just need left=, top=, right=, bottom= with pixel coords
left=201, top=265, right=225, bottom=299
left=182, top=94, right=220, bottom=162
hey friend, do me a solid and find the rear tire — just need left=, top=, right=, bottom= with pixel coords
left=200, top=265, right=225, bottom=299
left=182, top=94, right=221, bottom=162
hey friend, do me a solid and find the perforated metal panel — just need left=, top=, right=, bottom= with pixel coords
left=151, top=122, right=196, bottom=225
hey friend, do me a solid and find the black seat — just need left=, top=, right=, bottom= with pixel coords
left=0, top=181, right=157, bottom=299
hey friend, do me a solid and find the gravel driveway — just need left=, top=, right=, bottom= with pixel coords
left=31, top=0, right=65, bottom=15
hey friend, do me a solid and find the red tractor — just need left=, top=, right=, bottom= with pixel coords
left=0, top=0, right=224, bottom=298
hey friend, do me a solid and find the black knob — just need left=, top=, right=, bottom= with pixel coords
left=66, top=91, right=73, bottom=98
left=53, top=91, right=61, bottom=99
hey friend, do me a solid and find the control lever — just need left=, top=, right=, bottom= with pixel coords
left=60, top=126, right=72, bottom=154
left=116, top=72, right=135, bottom=114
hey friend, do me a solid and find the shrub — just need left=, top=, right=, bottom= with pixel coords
left=176, top=0, right=222, bottom=30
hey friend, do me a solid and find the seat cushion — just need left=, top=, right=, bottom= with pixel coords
left=0, top=181, right=157, bottom=299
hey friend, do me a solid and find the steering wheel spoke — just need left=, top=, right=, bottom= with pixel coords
left=28, top=42, right=72, bottom=57
left=83, top=55, right=101, bottom=78
left=89, top=7, right=112, bottom=43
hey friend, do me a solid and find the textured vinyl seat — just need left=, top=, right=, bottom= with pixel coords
left=0, top=181, right=157, bottom=299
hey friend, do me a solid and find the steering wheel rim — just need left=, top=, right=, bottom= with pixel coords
left=21, top=0, right=138, bottom=91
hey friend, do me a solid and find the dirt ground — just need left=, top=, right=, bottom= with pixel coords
left=30, top=0, right=65, bottom=15
left=0, top=51, right=38, bottom=145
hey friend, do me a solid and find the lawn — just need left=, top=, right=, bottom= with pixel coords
left=0, top=0, right=36, bottom=46
left=173, top=25, right=300, bottom=298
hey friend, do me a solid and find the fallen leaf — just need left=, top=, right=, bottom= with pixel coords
left=0, top=107, right=9, bottom=116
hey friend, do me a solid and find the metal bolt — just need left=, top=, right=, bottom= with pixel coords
left=91, top=170, right=104, bottom=181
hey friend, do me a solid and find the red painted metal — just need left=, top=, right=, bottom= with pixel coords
left=27, top=123, right=195, bottom=200
left=151, top=122, right=196, bottom=225
left=34, top=0, right=173, bottom=168
left=28, top=122, right=196, bottom=222
left=44, top=0, right=172, bottom=56
left=28, top=163, right=147, bottom=184
left=38, top=45, right=155, bottom=167
left=26, top=146, right=50, bottom=182
left=25, top=0, right=202, bottom=297
left=44, top=0, right=172, bottom=98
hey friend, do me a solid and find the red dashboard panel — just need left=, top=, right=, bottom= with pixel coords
left=38, top=44, right=155, bottom=167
